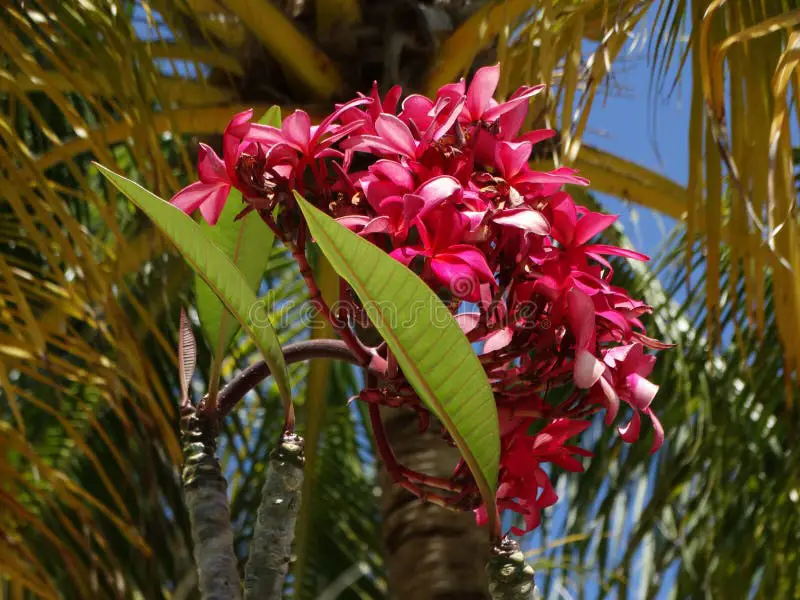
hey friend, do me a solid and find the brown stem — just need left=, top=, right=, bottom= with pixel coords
left=268, top=215, right=372, bottom=365
left=217, top=340, right=365, bottom=417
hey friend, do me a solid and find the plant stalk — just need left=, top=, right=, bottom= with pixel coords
left=487, top=538, right=541, bottom=600
left=181, top=404, right=241, bottom=600
left=243, top=434, right=305, bottom=600
left=217, top=339, right=365, bottom=417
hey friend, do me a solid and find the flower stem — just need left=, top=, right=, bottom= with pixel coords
left=486, top=538, right=541, bottom=600
left=263, top=214, right=371, bottom=365
left=243, top=434, right=305, bottom=600
left=181, top=404, right=241, bottom=600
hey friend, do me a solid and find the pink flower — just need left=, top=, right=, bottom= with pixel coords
left=391, top=205, right=494, bottom=301
left=349, top=94, right=466, bottom=159
left=248, top=97, right=370, bottom=161
left=592, top=344, right=664, bottom=452
left=337, top=82, right=403, bottom=135
left=477, top=419, right=592, bottom=534
left=442, top=64, right=545, bottom=124
left=549, top=193, right=650, bottom=265
left=170, top=109, right=257, bottom=225
left=359, top=172, right=462, bottom=239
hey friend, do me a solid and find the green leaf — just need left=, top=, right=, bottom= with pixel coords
left=196, top=190, right=275, bottom=363
left=294, top=192, right=499, bottom=535
left=196, top=104, right=281, bottom=359
left=197, top=105, right=282, bottom=399
left=257, top=105, right=282, bottom=126
left=96, top=164, right=291, bottom=413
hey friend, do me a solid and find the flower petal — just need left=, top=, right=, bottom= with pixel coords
left=362, top=216, right=392, bottom=235
left=400, top=94, right=435, bottom=131
left=389, top=246, right=424, bottom=266
left=574, top=213, right=618, bottom=245
left=223, top=109, right=254, bottom=163
left=494, top=141, right=532, bottom=180
left=567, top=287, right=596, bottom=349
left=414, top=176, right=462, bottom=216
left=196, top=143, right=228, bottom=183
left=484, top=327, right=513, bottom=354
left=574, top=349, right=604, bottom=388
left=317, top=119, right=367, bottom=149
left=618, top=410, right=641, bottom=443
left=599, top=376, right=620, bottom=424
left=584, top=244, right=650, bottom=261
left=197, top=182, right=231, bottom=225
left=626, top=372, right=659, bottom=410
left=493, top=207, right=550, bottom=235
left=466, top=64, right=500, bottom=120
left=483, top=84, right=544, bottom=121
left=375, top=114, right=417, bottom=157
left=370, top=159, right=416, bottom=190
left=517, top=128, right=557, bottom=145
left=246, top=124, right=288, bottom=146
left=282, top=110, right=312, bottom=152
left=342, top=134, right=409, bottom=156
left=427, top=95, right=466, bottom=142
left=646, top=408, right=665, bottom=453
left=455, top=311, right=481, bottom=334
left=317, top=97, right=371, bottom=135
left=441, top=246, right=495, bottom=281
left=335, top=215, right=372, bottom=231
left=171, top=181, right=229, bottom=218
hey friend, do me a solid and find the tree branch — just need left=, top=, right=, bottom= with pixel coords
left=181, top=405, right=241, bottom=600
left=217, top=339, right=364, bottom=417
left=243, top=434, right=305, bottom=600
left=487, top=538, right=540, bottom=600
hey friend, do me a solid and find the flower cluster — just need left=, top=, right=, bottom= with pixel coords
left=171, top=65, right=667, bottom=535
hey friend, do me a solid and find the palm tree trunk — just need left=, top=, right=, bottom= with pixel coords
left=378, top=406, right=490, bottom=600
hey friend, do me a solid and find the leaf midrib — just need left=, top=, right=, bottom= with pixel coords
left=303, top=203, right=498, bottom=536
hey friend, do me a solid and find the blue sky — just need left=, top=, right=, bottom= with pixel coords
left=585, top=41, right=689, bottom=258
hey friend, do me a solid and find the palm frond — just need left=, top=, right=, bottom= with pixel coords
left=526, top=200, right=798, bottom=597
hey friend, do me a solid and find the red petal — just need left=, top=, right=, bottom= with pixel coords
left=574, top=349, right=604, bottom=388
left=646, top=408, right=665, bottom=453
left=574, top=213, right=618, bottom=245
left=584, top=244, right=650, bottom=261
left=483, top=327, right=513, bottom=353
left=375, top=114, right=417, bottom=157
left=494, top=141, right=532, bottom=179
left=493, top=207, right=550, bottom=235
left=282, top=110, right=312, bottom=152
left=466, top=63, right=500, bottom=120
left=618, top=411, right=641, bottom=443
left=196, top=183, right=231, bottom=225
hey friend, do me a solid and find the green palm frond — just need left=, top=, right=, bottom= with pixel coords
left=526, top=198, right=798, bottom=597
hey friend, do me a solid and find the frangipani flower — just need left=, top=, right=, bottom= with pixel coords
left=168, top=65, right=668, bottom=535
left=170, top=109, right=258, bottom=225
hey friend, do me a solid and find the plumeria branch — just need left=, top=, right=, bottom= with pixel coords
left=217, top=339, right=367, bottom=417
left=243, top=434, right=305, bottom=600
left=487, top=538, right=541, bottom=600
left=181, top=404, right=241, bottom=600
